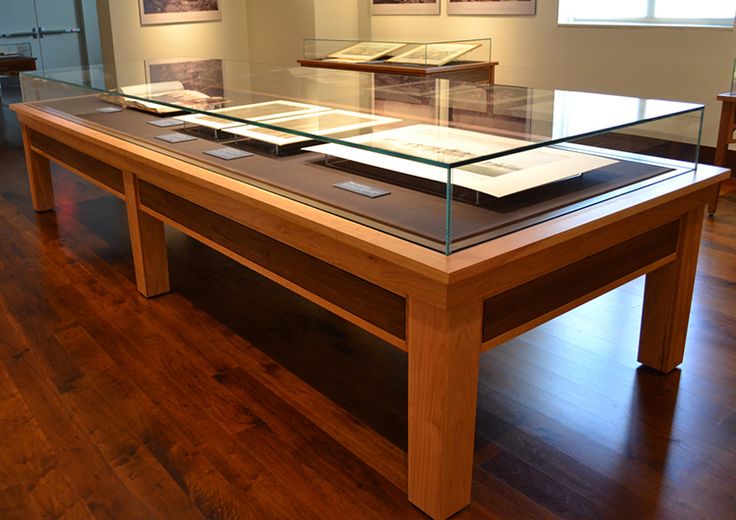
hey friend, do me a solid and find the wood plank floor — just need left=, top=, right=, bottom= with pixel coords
left=2, top=89, right=735, bottom=519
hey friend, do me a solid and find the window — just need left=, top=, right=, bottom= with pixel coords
left=558, top=0, right=736, bottom=28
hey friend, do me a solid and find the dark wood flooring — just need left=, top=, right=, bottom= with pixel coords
left=1, top=88, right=736, bottom=519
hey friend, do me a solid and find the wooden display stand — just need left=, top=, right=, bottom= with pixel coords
left=714, top=92, right=736, bottom=168
left=298, top=58, right=498, bottom=83
left=12, top=101, right=728, bottom=519
left=0, top=55, right=37, bottom=76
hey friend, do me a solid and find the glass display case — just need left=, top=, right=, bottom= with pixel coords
left=300, top=38, right=496, bottom=83
left=303, top=38, right=492, bottom=67
left=20, top=61, right=704, bottom=254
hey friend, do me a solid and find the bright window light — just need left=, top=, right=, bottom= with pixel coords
left=558, top=0, right=736, bottom=28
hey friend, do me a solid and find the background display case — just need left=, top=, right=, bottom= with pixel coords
left=0, top=42, right=32, bottom=58
left=0, top=42, right=36, bottom=77
left=715, top=61, right=736, bottom=167
left=20, top=62, right=704, bottom=254
left=300, top=38, right=497, bottom=83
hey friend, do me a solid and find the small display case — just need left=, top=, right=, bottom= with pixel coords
left=300, top=38, right=497, bottom=83
left=0, top=42, right=32, bottom=58
left=20, top=61, right=703, bottom=254
left=0, top=43, right=36, bottom=76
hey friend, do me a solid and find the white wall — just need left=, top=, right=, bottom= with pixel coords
left=369, top=1, right=736, bottom=146
left=106, top=0, right=249, bottom=84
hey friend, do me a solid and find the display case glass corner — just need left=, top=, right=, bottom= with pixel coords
left=20, top=62, right=703, bottom=254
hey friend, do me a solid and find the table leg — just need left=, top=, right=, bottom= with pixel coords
left=123, top=171, right=170, bottom=297
left=21, top=125, right=54, bottom=212
left=638, top=207, right=705, bottom=372
left=707, top=183, right=721, bottom=216
left=714, top=101, right=735, bottom=167
left=407, top=297, right=482, bottom=519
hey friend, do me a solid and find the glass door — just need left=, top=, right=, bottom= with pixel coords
left=0, top=0, right=102, bottom=72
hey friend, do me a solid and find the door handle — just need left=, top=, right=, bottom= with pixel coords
left=0, top=30, right=37, bottom=38
left=36, top=27, right=82, bottom=38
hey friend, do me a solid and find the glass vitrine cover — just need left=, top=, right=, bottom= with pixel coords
left=20, top=61, right=703, bottom=254
left=303, top=38, right=492, bottom=67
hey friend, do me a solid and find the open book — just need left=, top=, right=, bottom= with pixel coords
left=99, top=81, right=226, bottom=114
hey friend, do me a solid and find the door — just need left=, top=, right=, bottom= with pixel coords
left=0, top=0, right=102, bottom=71
left=0, top=1, right=42, bottom=66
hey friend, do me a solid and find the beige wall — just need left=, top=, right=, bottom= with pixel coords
left=105, top=0, right=249, bottom=84
left=245, top=0, right=363, bottom=65
left=315, top=0, right=360, bottom=39
left=369, top=1, right=736, bottom=146
left=246, top=0, right=315, bottom=65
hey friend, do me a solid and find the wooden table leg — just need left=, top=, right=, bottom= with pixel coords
left=714, top=100, right=735, bottom=167
left=407, top=297, right=482, bottom=519
left=123, top=171, right=170, bottom=297
left=638, top=206, right=705, bottom=372
left=21, top=125, right=54, bottom=212
left=707, top=183, right=721, bottom=216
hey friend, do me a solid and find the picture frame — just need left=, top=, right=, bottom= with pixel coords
left=386, top=42, right=481, bottom=67
left=145, top=57, right=225, bottom=97
left=371, top=0, right=440, bottom=16
left=327, top=41, right=407, bottom=62
left=447, top=0, right=536, bottom=16
left=138, top=0, right=221, bottom=26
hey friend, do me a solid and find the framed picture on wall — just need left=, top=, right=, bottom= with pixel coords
left=371, top=0, right=440, bottom=16
left=448, top=0, right=536, bottom=16
left=145, top=57, right=225, bottom=97
left=139, top=0, right=222, bottom=25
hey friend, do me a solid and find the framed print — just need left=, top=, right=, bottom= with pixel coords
left=327, top=41, right=407, bottom=62
left=145, top=57, right=225, bottom=97
left=386, top=42, right=480, bottom=67
left=448, top=0, right=536, bottom=16
left=371, top=0, right=440, bottom=16
left=139, top=0, right=221, bottom=25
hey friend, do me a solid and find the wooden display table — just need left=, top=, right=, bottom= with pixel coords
left=0, top=55, right=37, bottom=76
left=715, top=92, right=736, bottom=168
left=11, top=101, right=728, bottom=519
left=298, top=58, right=498, bottom=83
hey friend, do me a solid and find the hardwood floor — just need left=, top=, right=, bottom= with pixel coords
left=1, top=89, right=736, bottom=519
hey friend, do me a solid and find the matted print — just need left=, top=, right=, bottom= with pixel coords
left=372, top=0, right=440, bottom=16
left=448, top=0, right=536, bottom=16
left=145, top=57, right=225, bottom=97
left=307, top=124, right=615, bottom=198
left=327, top=41, right=407, bottom=62
left=224, top=110, right=400, bottom=146
left=139, top=0, right=221, bottom=25
left=386, top=42, right=480, bottom=66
